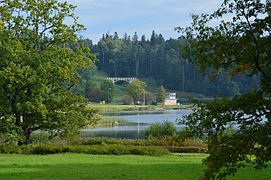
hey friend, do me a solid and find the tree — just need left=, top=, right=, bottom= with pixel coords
left=100, top=80, right=115, bottom=103
left=0, top=0, right=97, bottom=145
left=177, top=0, right=271, bottom=179
left=140, top=91, right=154, bottom=105
left=128, top=80, right=146, bottom=104
left=122, top=95, right=133, bottom=105
left=156, top=86, right=166, bottom=104
left=85, top=81, right=102, bottom=103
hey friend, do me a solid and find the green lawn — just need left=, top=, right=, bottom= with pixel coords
left=0, top=154, right=270, bottom=180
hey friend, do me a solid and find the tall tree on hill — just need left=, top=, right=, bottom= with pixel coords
left=177, top=0, right=271, bottom=178
left=89, top=30, right=258, bottom=97
left=132, top=32, right=139, bottom=77
left=0, top=0, right=97, bottom=145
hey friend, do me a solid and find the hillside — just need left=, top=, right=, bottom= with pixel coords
left=75, top=32, right=259, bottom=99
left=74, top=69, right=207, bottom=104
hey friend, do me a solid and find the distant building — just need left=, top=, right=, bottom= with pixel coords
left=164, top=93, right=177, bottom=105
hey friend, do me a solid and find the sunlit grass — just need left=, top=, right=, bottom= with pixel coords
left=0, top=154, right=270, bottom=180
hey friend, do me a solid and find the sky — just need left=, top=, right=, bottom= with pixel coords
left=65, top=0, right=221, bottom=44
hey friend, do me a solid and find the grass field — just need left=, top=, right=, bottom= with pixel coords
left=0, top=154, right=270, bottom=180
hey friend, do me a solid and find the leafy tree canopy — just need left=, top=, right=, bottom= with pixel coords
left=0, top=0, right=97, bottom=145
left=177, top=0, right=271, bottom=179
left=128, top=80, right=146, bottom=104
left=100, top=80, right=115, bottom=103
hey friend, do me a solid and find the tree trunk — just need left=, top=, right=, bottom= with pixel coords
left=23, top=128, right=31, bottom=145
left=18, top=126, right=31, bottom=145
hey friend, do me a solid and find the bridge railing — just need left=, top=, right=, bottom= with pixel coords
left=106, top=77, right=137, bottom=83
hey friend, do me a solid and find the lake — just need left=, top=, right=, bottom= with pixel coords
left=81, top=109, right=192, bottom=139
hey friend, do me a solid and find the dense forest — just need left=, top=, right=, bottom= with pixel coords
left=78, top=31, right=259, bottom=98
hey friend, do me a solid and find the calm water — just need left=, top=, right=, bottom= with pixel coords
left=81, top=109, right=192, bottom=139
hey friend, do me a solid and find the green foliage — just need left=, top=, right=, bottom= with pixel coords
left=29, top=131, right=51, bottom=145
left=0, top=136, right=206, bottom=154
left=178, top=0, right=271, bottom=179
left=85, top=31, right=258, bottom=98
left=85, top=81, right=102, bottom=102
left=157, top=85, right=166, bottom=104
left=0, top=0, right=97, bottom=145
left=84, top=137, right=206, bottom=150
left=128, top=80, right=147, bottom=104
left=0, top=144, right=169, bottom=156
left=145, top=121, right=177, bottom=138
left=166, top=146, right=206, bottom=153
left=95, top=115, right=130, bottom=127
left=121, top=95, right=134, bottom=105
left=84, top=76, right=115, bottom=103
left=140, top=90, right=154, bottom=105
left=100, top=80, right=115, bottom=103
left=0, top=116, right=22, bottom=145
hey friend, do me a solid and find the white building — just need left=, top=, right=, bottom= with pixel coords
left=164, top=93, right=177, bottom=105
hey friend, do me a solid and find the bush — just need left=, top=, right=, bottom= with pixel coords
left=0, top=145, right=30, bottom=154
left=145, top=121, right=176, bottom=138
left=84, top=137, right=207, bottom=149
left=0, top=144, right=169, bottom=156
left=122, top=95, right=134, bottom=105
left=30, top=131, right=51, bottom=144
left=165, top=146, right=206, bottom=153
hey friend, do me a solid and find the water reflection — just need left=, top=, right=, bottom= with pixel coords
left=81, top=126, right=146, bottom=139
left=81, top=109, right=191, bottom=139
left=105, top=109, right=192, bottom=124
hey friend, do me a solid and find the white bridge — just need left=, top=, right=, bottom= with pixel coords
left=106, top=77, right=137, bottom=84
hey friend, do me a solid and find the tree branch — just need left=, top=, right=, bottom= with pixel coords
left=66, top=84, right=75, bottom=91
left=241, top=8, right=270, bottom=83
left=39, top=25, right=54, bottom=39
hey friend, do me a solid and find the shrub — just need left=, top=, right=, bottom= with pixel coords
left=0, top=144, right=169, bottom=156
left=30, top=131, right=51, bottom=144
left=165, top=146, right=206, bottom=153
left=0, top=145, right=30, bottom=154
left=31, top=145, right=169, bottom=156
left=145, top=121, right=176, bottom=138
left=122, top=95, right=134, bottom=105
left=84, top=137, right=207, bottom=149
left=31, top=145, right=63, bottom=155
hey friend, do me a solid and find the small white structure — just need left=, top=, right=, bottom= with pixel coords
left=106, top=77, right=137, bottom=84
left=164, top=93, right=177, bottom=105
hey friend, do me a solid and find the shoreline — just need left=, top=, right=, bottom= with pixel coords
left=90, top=104, right=193, bottom=113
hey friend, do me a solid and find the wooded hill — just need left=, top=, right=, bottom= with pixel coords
left=77, top=31, right=259, bottom=98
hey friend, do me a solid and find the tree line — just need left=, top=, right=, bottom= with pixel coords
left=78, top=31, right=258, bottom=97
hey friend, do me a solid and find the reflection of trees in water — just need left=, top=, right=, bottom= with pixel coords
left=81, top=130, right=145, bottom=139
